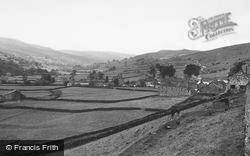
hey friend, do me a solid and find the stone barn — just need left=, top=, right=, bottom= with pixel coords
left=198, top=80, right=227, bottom=94
left=0, top=90, right=25, bottom=102
left=228, top=71, right=248, bottom=92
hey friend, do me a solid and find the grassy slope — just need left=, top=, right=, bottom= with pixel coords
left=0, top=37, right=130, bottom=70
left=0, top=109, right=151, bottom=140
left=105, top=43, right=250, bottom=80
left=120, top=94, right=246, bottom=156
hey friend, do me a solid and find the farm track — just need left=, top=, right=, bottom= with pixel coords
left=0, top=104, right=164, bottom=113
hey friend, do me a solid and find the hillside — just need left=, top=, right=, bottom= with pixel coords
left=102, top=43, right=250, bottom=81
left=61, top=50, right=132, bottom=64
left=166, top=43, right=250, bottom=79
left=0, top=37, right=131, bottom=71
left=0, top=58, right=24, bottom=76
left=134, top=49, right=198, bottom=60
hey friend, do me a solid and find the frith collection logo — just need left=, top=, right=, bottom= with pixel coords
left=188, top=12, right=237, bottom=41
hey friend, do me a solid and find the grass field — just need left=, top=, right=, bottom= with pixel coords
left=58, top=87, right=157, bottom=100
left=0, top=109, right=151, bottom=140
left=0, top=85, right=170, bottom=141
left=0, top=90, right=10, bottom=95
left=2, top=96, right=185, bottom=110
left=0, top=84, right=190, bottom=153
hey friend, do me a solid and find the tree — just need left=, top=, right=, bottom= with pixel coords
left=22, top=74, right=30, bottom=85
left=25, top=68, right=48, bottom=75
left=88, top=70, right=97, bottom=80
left=159, top=65, right=176, bottom=78
left=155, top=63, right=161, bottom=69
left=69, top=70, right=77, bottom=85
left=108, top=66, right=116, bottom=71
left=37, top=73, right=55, bottom=85
left=97, top=71, right=104, bottom=80
left=0, top=59, right=24, bottom=76
left=149, top=65, right=156, bottom=78
left=138, top=79, right=146, bottom=87
left=105, top=76, right=109, bottom=83
left=124, top=81, right=130, bottom=85
left=50, top=69, right=59, bottom=76
left=228, top=61, right=245, bottom=77
left=184, top=64, right=201, bottom=90
left=184, top=64, right=201, bottom=78
left=42, top=74, right=55, bottom=83
left=113, top=78, right=119, bottom=86
left=88, top=70, right=104, bottom=80
left=70, top=70, right=77, bottom=77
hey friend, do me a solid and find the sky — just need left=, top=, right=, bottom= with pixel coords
left=0, top=0, right=249, bottom=54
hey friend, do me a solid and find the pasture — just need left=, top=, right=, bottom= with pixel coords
left=0, top=109, right=151, bottom=140
left=3, top=96, right=185, bottom=110
left=0, top=90, right=10, bottom=95
left=0, top=85, right=167, bottom=141
left=57, top=87, right=157, bottom=100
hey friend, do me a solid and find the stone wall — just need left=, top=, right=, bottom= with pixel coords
left=245, top=86, right=250, bottom=156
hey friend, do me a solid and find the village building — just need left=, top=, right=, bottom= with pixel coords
left=198, top=80, right=227, bottom=94
left=0, top=90, right=24, bottom=102
left=228, top=70, right=248, bottom=92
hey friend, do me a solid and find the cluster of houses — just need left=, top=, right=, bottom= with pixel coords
left=159, top=62, right=249, bottom=97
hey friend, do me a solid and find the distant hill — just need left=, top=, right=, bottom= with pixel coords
left=134, top=49, right=198, bottom=60
left=61, top=50, right=132, bottom=64
left=1, top=37, right=249, bottom=80
left=102, top=43, right=250, bottom=81
left=0, top=37, right=131, bottom=71
left=166, top=43, right=250, bottom=78
left=100, top=49, right=199, bottom=81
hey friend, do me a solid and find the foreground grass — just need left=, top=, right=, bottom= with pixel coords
left=0, top=109, right=151, bottom=140
left=120, top=95, right=246, bottom=156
